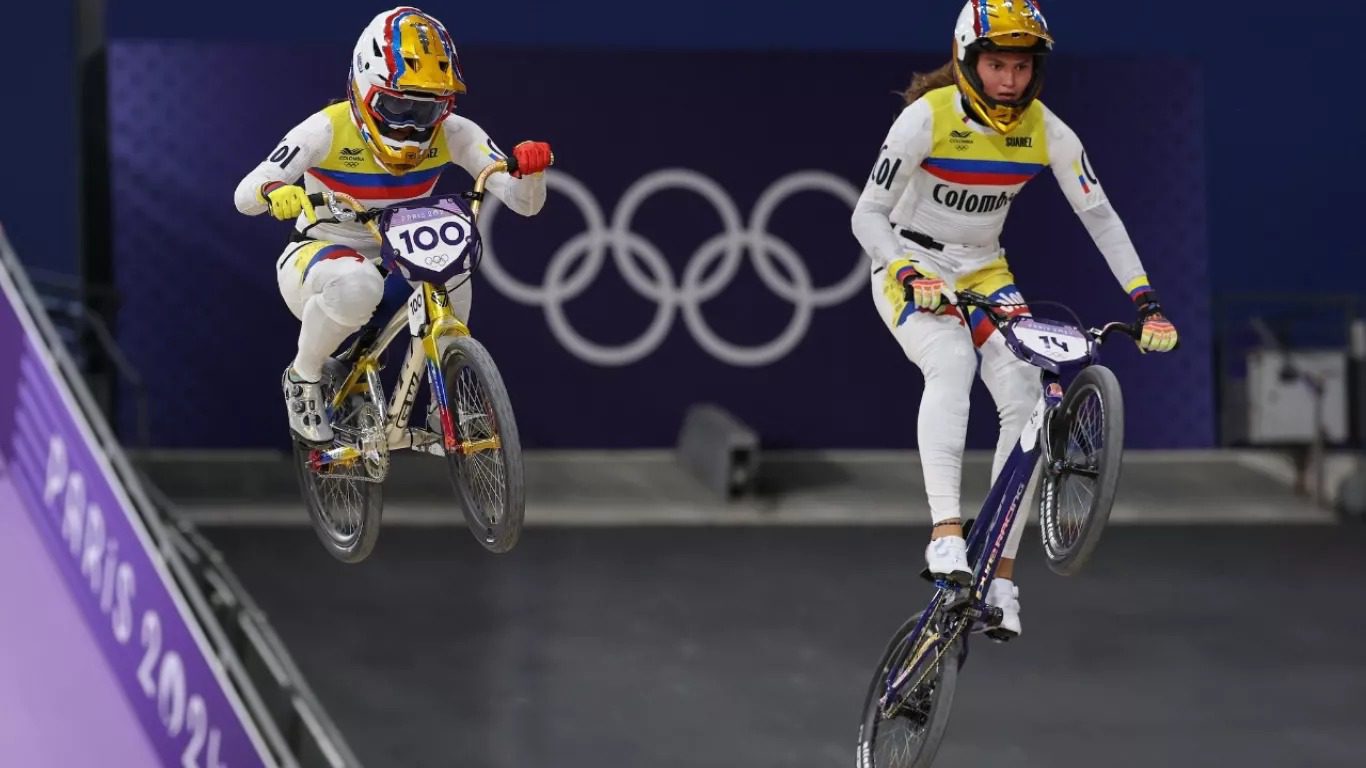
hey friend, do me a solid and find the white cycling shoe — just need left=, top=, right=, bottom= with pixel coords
left=925, top=535, right=973, bottom=586
left=282, top=367, right=334, bottom=444
left=983, top=578, right=1022, bottom=641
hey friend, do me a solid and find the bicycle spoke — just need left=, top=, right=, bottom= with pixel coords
left=878, top=719, right=921, bottom=767
left=868, top=622, right=960, bottom=768
left=1034, top=368, right=1120, bottom=578
left=298, top=387, right=385, bottom=552
left=1040, top=385, right=1102, bottom=556
left=454, top=362, right=509, bottom=526
left=1065, top=476, right=1094, bottom=539
left=1072, top=393, right=1102, bottom=460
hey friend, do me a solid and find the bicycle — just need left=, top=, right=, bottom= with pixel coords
left=855, top=289, right=1158, bottom=767
left=288, top=158, right=540, bottom=563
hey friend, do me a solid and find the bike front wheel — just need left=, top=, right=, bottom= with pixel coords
left=856, top=610, right=963, bottom=768
left=436, top=335, right=525, bottom=553
left=1037, top=363, right=1125, bottom=576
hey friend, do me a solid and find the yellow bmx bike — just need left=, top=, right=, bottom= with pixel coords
left=292, top=159, right=534, bottom=562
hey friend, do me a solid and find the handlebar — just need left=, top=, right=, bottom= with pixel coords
left=304, top=190, right=384, bottom=243
left=305, top=192, right=378, bottom=222
left=952, top=289, right=1144, bottom=346
left=1093, top=321, right=1144, bottom=343
left=301, top=152, right=555, bottom=243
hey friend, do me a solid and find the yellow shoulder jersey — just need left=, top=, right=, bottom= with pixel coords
left=233, top=103, right=547, bottom=256
left=304, top=102, right=451, bottom=204
left=852, top=85, right=1146, bottom=292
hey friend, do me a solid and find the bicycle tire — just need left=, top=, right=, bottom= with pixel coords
left=1037, top=363, right=1124, bottom=576
left=436, top=335, right=525, bottom=553
left=292, top=359, right=385, bottom=564
left=856, top=611, right=963, bottom=768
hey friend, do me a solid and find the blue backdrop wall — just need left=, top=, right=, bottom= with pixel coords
left=106, top=42, right=1209, bottom=449
left=100, top=0, right=1366, bottom=297
left=5, top=2, right=1361, bottom=449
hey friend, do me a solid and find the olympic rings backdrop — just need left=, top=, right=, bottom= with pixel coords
left=108, top=44, right=1211, bottom=449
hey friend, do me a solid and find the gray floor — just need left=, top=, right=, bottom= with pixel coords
left=153, top=450, right=1333, bottom=526
left=205, top=524, right=1366, bottom=768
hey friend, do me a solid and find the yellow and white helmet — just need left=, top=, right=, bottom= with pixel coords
left=348, top=7, right=467, bottom=174
left=952, top=0, right=1053, bottom=134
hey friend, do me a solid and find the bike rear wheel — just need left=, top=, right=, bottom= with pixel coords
left=436, top=335, right=525, bottom=553
left=1037, top=363, right=1124, bottom=576
left=857, top=610, right=963, bottom=768
left=291, top=359, right=385, bottom=564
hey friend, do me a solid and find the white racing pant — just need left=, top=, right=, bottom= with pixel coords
left=870, top=263, right=1039, bottom=559
left=275, top=240, right=472, bottom=382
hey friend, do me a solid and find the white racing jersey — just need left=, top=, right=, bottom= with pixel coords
left=852, top=85, right=1154, bottom=299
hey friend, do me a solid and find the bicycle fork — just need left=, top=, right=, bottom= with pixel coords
left=399, top=280, right=501, bottom=459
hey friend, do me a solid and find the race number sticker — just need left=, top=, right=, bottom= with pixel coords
left=1014, top=318, right=1089, bottom=363
left=406, top=288, right=426, bottom=337
left=384, top=210, right=472, bottom=276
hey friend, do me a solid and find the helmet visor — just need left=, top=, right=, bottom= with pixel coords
left=371, top=91, right=450, bottom=129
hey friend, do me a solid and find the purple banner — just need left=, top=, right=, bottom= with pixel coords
left=109, top=43, right=1212, bottom=449
left=0, top=473, right=162, bottom=766
left=0, top=244, right=272, bottom=766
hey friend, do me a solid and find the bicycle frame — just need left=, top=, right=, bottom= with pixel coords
left=881, top=381, right=1058, bottom=708
left=309, top=161, right=511, bottom=470
left=880, top=308, right=1106, bottom=709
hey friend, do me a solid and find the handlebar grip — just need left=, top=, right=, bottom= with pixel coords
left=499, top=149, right=554, bottom=178
left=1098, top=322, right=1141, bottom=342
left=1105, top=322, right=1182, bottom=351
left=956, top=289, right=992, bottom=306
left=307, top=192, right=326, bottom=206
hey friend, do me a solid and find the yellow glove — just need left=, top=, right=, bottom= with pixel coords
left=909, top=274, right=946, bottom=312
left=884, top=259, right=945, bottom=326
left=1139, top=315, right=1179, bottom=353
left=1133, top=291, right=1179, bottom=353
left=258, top=183, right=316, bottom=223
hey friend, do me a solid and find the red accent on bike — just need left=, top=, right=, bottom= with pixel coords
left=440, top=404, right=460, bottom=454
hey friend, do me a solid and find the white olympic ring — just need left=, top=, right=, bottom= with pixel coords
left=477, top=168, right=868, bottom=366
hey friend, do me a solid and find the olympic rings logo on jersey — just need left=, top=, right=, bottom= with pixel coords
left=475, top=168, right=868, bottom=367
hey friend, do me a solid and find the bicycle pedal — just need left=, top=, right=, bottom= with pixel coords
left=984, top=627, right=1018, bottom=643
left=963, top=603, right=1002, bottom=628
left=939, top=586, right=971, bottom=611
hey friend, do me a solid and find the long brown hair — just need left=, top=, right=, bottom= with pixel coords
left=900, top=60, right=956, bottom=106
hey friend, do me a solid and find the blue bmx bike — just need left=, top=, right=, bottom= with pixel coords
left=856, top=290, right=1150, bottom=768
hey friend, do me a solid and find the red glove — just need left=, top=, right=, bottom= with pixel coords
left=511, top=141, right=553, bottom=177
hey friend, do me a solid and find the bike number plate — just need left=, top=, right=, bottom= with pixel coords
left=1013, top=318, right=1088, bottom=362
left=384, top=207, right=475, bottom=280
